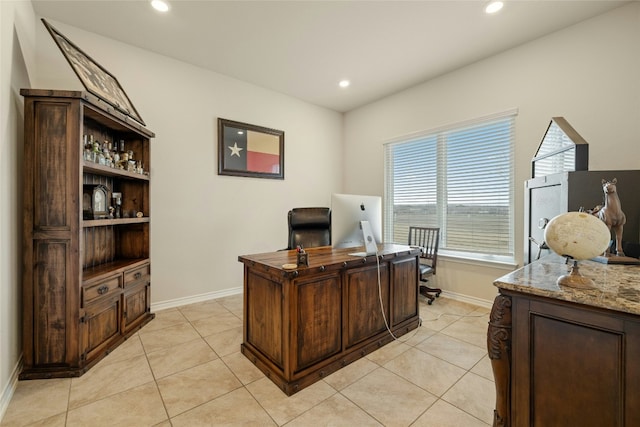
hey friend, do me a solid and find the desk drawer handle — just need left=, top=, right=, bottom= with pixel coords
left=134, top=272, right=142, bottom=280
left=97, top=285, right=109, bottom=295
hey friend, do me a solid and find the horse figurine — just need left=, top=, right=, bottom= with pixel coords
left=597, top=178, right=626, bottom=256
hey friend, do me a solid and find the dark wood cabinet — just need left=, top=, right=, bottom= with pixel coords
left=123, top=282, right=152, bottom=334
left=391, top=256, right=419, bottom=324
left=511, top=295, right=640, bottom=426
left=344, top=263, right=389, bottom=348
left=239, top=245, right=420, bottom=395
left=21, top=89, right=154, bottom=379
left=296, top=273, right=342, bottom=371
left=489, top=257, right=640, bottom=426
left=83, top=294, right=122, bottom=363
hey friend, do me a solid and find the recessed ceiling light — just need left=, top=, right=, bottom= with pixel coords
left=339, top=80, right=350, bottom=88
left=151, top=0, right=170, bottom=12
left=485, top=1, right=503, bottom=14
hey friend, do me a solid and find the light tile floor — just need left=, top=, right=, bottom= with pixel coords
left=1, top=294, right=494, bottom=426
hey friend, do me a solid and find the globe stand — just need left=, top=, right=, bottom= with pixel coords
left=557, top=259, right=595, bottom=289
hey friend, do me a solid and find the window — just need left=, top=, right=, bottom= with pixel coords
left=383, top=111, right=516, bottom=263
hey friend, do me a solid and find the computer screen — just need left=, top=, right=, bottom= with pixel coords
left=331, top=193, right=383, bottom=249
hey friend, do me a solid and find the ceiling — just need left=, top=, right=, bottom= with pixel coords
left=31, top=0, right=629, bottom=112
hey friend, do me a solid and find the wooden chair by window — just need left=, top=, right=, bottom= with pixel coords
left=408, top=226, right=442, bottom=305
left=287, top=207, right=331, bottom=250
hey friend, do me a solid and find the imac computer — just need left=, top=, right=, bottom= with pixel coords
left=331, top=193, right=382, bottom=254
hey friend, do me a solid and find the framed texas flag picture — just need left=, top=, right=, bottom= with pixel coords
left=218, top=118, right=284, bottom=180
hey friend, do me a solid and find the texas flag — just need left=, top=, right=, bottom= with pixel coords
left=223, top=125, right=280, bottom=174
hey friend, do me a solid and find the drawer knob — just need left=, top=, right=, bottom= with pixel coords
left=97, top=285, right=109, bottom=295
left=134, top=272, right=142, bottom=280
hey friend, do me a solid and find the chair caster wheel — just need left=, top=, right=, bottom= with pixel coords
left=427, top=299, right=433, bottom=305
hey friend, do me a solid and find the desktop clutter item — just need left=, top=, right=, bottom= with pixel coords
left=296, top=246, right=309, bottom=267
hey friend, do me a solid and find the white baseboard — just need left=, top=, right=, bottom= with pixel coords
left=0, top=356, right=22, bottom=423
left=440, top=290, right=494, bottom=309
left=151, top=286, right=243, bottom=312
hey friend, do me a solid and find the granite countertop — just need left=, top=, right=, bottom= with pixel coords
left=494, top=253, right=640, bottom=315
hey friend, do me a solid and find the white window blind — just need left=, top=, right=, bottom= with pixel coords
left=384, top=111, right=516, bottom=261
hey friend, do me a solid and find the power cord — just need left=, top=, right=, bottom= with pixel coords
left=373, top=250, right=488, bottom=343
left=374, top=252, right=401, bottom=340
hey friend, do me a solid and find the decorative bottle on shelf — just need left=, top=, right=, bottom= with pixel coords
left=91, top=136, right=101, bottom=163
left=112, top=192, right=122, bottom=218
left=127, top=150, right=135, bottom=172
left=102, top=141, right=113, bottom=167
left=97, top=149, right=106, bottom=166
left=118, top=140, right=127, bottom=169
left=83, top=135, right=92, bottom=161
left=111, top=142, right=120, bottom=165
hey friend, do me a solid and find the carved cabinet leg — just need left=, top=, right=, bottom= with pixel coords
left=487, top=294, right=512, bottom=427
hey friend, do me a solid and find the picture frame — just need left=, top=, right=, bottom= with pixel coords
left=218, top=118, right=285, bottom=180
left=42, top=19, right=145, bottom=126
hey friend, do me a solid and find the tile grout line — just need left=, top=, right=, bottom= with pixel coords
left=3, top=296, right=493, bottom=426
left=141, top=335, right=173, bottom=425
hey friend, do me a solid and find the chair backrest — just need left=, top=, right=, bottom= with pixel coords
left=287, top=207, right=331, bottom=250
left=408, top=226, right=440, bottom=274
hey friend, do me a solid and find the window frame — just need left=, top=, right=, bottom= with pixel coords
left=383, top=110, right=517, bottom=265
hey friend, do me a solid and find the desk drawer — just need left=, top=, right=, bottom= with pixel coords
left=83, top=275, right=122, bottom=306
left=124, top=263, right=150, bottom=287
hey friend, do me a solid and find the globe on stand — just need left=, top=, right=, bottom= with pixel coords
left=544, top=211, right=611, bottom=289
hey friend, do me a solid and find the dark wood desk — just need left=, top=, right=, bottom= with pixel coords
left=238, top=244, right=420, bottom=395
left=488, top=255, right=640, bottom=426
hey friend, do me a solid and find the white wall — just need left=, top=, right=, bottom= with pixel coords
left=33, top=20, right=344, bottom=306
left=343, top=2, right=640, bottom=303
left=0, top=0, right=37, bottom=418
left=1, top=9, right=343, bottom=417
left=2, top=1, right=639, bottom=419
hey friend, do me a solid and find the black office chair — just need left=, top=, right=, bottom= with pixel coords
left=408, top=226, right=441, bottom=305
left=287, top=207, right=331, bottom=250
